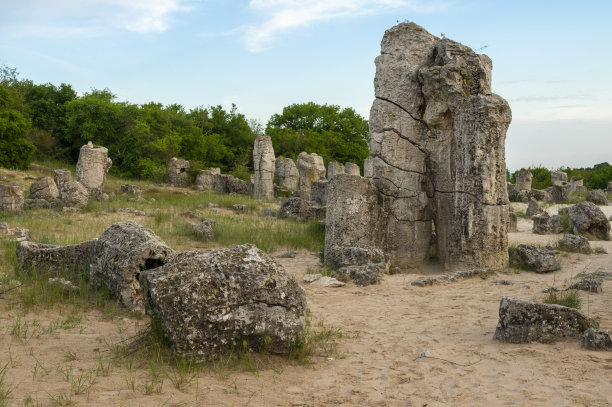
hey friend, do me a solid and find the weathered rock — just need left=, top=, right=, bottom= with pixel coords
left=17, top=239, right=98, bottom=275
left=515, top=169, right=532, bottom=191
left=253, top=135, right=275, bottom=199
left=366, top=23, right=510, bottom=271
left=570, top=176, right=583, bottom=192
left=59, top=181, right=89, bottom=209
left=183, top=210, right=203, bottom=219
left=510, top=244, right=560, bottom=272
left=90, top=221, right=175, bottom=312
left=275, top=157, right=299, bottom=192
left=48, top=277, right=79, bottom=292
left=302, top=273, right=322, bottom=283
left=526, top=197, right=543, bottom=217
left=296, top=152, right=326, bottom=199
left=363, top=157, right=373, bottom=178
left=507, top=183, right=519, bottom=201
left=607, top=182, right=612, bottom=195
left=30, top=177, right=59, bottom=201
left=410, top=269, right=494, bottom=286
left=0, top=183, right=24, bottom=212
left=587, top=189, right=608, bottom=205
left=76, top=142, right=112, bottom=195
left=310, top=179, right=328, bottom=206
left=279, top=197, right=325, bottom=221
left=509, top=211, right=518, bottom=232
left=309, top=276, right=346, bottom=287
left=188, top=220, right=214, bottom=240
left=493, top=296, right=593, bottom=344
left=551, top=171, right=568, bottom=186
left=581, top=328, right=612, bottom=350
left=0, top=223, right=29, bottom=242
left=140, top=244, right=306, bottom=359
left=568, top=278, right=602, bottom=293
left=118, top=207, right=146, bottom=216
left=559, top=201, right=611, bottom=240
left=333, top=263, right=387, bottom=286
left=551, top=182, right=571, bottom=202
left=121, top=185, right=141, bottom=195
left=168, top=157, right=190, bottom=187
left=231, top=204, right=247, bottom=213
left=226, top=175, right=248, bottom=195
left=344, top=162, right=360, bottom=176
left=326, top=245, right=387, bottom=269
left=529, top=189, right=551, bottom=202
left=532, top=212, right=563, bottom=235
left=195, top=170, right=216, bottom=190
left=53, top=169, right=72, bottom=188
left=24, top=198, right=55, bottom=209
left=557, top=234, right=591, bottom=253
left=327, top=161, right=345, bottom=180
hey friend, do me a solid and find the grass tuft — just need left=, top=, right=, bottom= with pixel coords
left=543, top=290, right=582, bottom=309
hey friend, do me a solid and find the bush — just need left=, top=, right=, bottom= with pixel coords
left=0, top=110, right=35, bottom=170
left=543, top=290, right=581, bottom=309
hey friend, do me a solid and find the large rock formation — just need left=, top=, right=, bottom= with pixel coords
left=310, top=179, right=328, bottom=206
left=275, top=157, right=299, bottom=192
left=559, top=201, right=611, bottom=240
left=53, top=169, right=72, bottom=188
left=279, top=197, right=326, bottom=221
left=344, top=162, right=360, bottom=176
left=570, top=176, right=583, bottom=192
left=17, top=239, right=98, bottom=276
left=493, top=296, right=593, bottom=344
left=327, top=161, right=345, bottom=180
left=253, top=135, right=275, bottom=199
left=515, top=169, right=532, bottom=191
left=76, top=142, right=112, bottom=196
left=587, top=189, right=608, bottom=205
left=59, top=181, right=89, bottom=209
left=296, top=152, right=326, bottom=199
left=551, top=171, right=568, bottom=186
left=551, top=182, right=571, bottom=202
left=0, top=183, right=24, bottom=212
left=168, top=157, right=190, bottom=187
left=140, top=244, right=307, bottom=359
left=195, top=169, right=216, bottom=190
left=30, top=177, right=59, bottom=201
left=326, top=23, right=511, bottom=271
left=363, top=157, right=373, bottom=178
left=90, top=221, right=175, bottom=312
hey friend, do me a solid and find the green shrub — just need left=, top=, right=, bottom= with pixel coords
left=543, top=290, right=581, bottom=309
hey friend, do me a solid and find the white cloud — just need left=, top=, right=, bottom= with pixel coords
left=244, top=0, right=431, bottom=52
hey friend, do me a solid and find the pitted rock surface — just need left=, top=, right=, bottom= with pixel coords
left=344, top=162, right=360, bottom=176
left=510, top=244, right=560, bottom=273
left=275, top=157, right=299, bottom=192
left=532, top=212, right=563, bottom=235
left=140, top=244, right=307, bottom=360
left=296, top=152, right=326, bottom=199
left=30, top=177, right=59, bottom=200
left=333, top=263, right=387, bottom=286
left=76, top=143, right=112, bottom=195
left=0, top=183, right=24, bottom=212
left=581, top=328, right=612, bottom=350
left=551, top=171, right=568, bottom=186
left=195, top=170, right=216, bottom=190
left=515, top=169, right=532, bottom=191
left=168, top=157, right=190, bottom=187
left=327, top=161, right=345, bottom=180
left=587, top=189, right=608, bottom=205
left=53, top=169, right=72, bottom=188
left=279, top=197, right=325, bottom=221
left=310, top=179, right=328, bottom=206
left=493, top=296, right=593, bottom=344
left=90, top=221, right=175, bottom=312
left=526, top=198, right=543, bottom=217
left=253, top=135, right=275, bottom=199
left=17, top=239, right=97, bottom=276
left=121, top=185, right=141, bottom=195
left=59, top=181, right=89, bottom=209
left=559, top=201, right=610, bottom=240
left=567, top=279, right=602, bottom=293
left=551, top=182, right=571, bottom=202
left=557, top=234, right=591, bottom=253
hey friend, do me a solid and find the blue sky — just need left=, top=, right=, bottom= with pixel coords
left=1, top=0, right=610, bottom=171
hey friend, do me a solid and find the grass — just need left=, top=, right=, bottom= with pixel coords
left=560, top=213, right=573, bottom=233
left=0, top=362, right=15, bottom=407
left=542, top=290, right=582, bottom=309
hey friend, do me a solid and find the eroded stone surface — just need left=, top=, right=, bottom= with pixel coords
left=559, top=202, right=611, bottom=240
left=551, top=171, right=568, bottom=186
left=327, top=161, right=345, bottom=180
left=121, top=185, right=141, bottom=195
left=140, top=244, right=306, bottom=359
left=30, top=177, right=59, bottom=201
left=296, top=152, right=326, bottom=199
left=279, top=197, right=325, bottom=221
left=510, top=244, right=560, bottom=272
left=59, top=181, right=89, bottom=209
left=53, top=169, right=72, bottom=188
left=195, top=170, right=216, bottom=190
left=582, top=328, right=612, bottom=350
left=310, top=179, right=328, bottom=206
left=557, top=234, right=591, bottom=253
left=253, top=135, right=275, bottom=199
left=76, top=143, right=112, bottom=196
left=17, top=239, right=98, bottom=276
left=0, top=183, right=24, bottom=212
left=532, top=212, right=563, bottom=235
left=552, top=182, right=571, bottom=202
left=275, top=157, right=299, bottom=192
left=526, top=197, right=543, bottom=217
left=168, top=157, right=190, bottom=187
left=333, top=263, right=387, bottom=286
left=568, top=279, right=602, bottom=293
left=587, top=189, right=608, bottom=205
left=344, top=162, right=360, bottom=176
left=515, top=169, right=532, bottom=191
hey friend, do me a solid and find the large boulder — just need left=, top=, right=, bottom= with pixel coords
left=226, top=175, right=248, bottom=195
left=168, top=157, right=190, bottom=187
left=532, top=212, right=563, bottom=235
left=279, top=197, right=325, bottom=221
left=327, top=161, right=345, bottom=180
left=515, top=168, right=532, bottom=191
left=528, top=189, right=551, bottom=202
left=587, top=189, right=608, bottom=205
left=582, top=328, right=612, bottom=350
left=76, top=142, right=112, bottom=196
left=333, top=263, right=387, bottom=286
left=275, top=157, right=299, bottom=192
left=30, top=177, right=59, bottom=201
left=252, top=135, right=275, bottom=199
left=310, top=179, right=328, bottom=206
left=510, top=244, right=560, bottom=272
left=0, top=183, right=24, bottom=212
left=557, top=234, right=591, bottom=254
left=195, top=170, right=216, bottom=190
left=17, top=239, right=98, bottom=276
left=493, top=296, right=593, bottom=344
left=140, top=244, right=307, bottom=359
left=559, top=201, right=611, bottom=240
left=59, top=181, right=89, bottom=209
left=296, top=152, right=326, bottom=199
left=90, top=221, right=175, bottom=311
left=53, top=169, right=72, bottom=188
left=551, top=170, right=568, bottom=186
left=551, top=182, right=571, bottom=202
left=526, top=197, right=543, bottom=217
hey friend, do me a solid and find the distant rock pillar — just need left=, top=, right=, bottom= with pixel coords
left=296, top=152, right=326, bottom=199
left=253, top=135, right=276, bottom=199
left=76, top=142, right=112, bottom=196
left=168, top=157, right=190, bottom=187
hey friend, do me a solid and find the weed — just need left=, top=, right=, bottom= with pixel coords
left=47, top=392, right=75, bottom=406
left=70, top=369, right=96, bottom=395
left=63, top=349, right=77, bottom=362
left=0, top=362, right=15, bottom=407
left=543, top=290, right=582, bottom=309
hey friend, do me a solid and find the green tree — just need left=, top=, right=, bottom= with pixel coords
left=0, top=110, right=35, bottom=169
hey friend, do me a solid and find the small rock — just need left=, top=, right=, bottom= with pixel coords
left=567, top=279, right=602, bottom=293
left=309, top=276, right=345, bottom=287
left=510, top=244, right=561, bottom=272
left=581, top=328, right=612, bottom=350
left=207, top=202, right=219, bottom=208
left=232, top=204, right=247, bottom=213
left=183, top=210, right=203, bottom=220
left=542, top=287, right=559, bottom=293
left=333, top=263, right=386, bottom=286
left=128, top=196, right=147, bottom=203
left=188, top=220, right=215, bottom=240
left=48, top=277, right=79, bottom=292
left=276, top=251, right=298, bottom=258
left=302, top=274, right=322, bottom=283
left=557, top=234, right=591, bottom=253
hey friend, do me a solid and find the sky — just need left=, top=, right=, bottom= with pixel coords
left=0, top=0, right=610, bottom=171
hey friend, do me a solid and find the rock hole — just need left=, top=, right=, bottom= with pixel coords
left=180, top=168, right=187, bottom=173
left=141, top=258, right=165, bottom=271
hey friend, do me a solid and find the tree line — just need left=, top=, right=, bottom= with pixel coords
left=510, top=164, right=612, bottom=191
left=0, top=65, right=369, bottom=182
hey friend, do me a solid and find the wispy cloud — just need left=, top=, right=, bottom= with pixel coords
left=244, top=0, right=441, bottom=52
left=2, top=0, right=193, bottom=37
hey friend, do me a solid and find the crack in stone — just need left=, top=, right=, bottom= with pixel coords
left=371, top=154, right=426, bottom=176
left=382, top=127, right=427, bottom=155
left=375, top=96, right=433, bottom=133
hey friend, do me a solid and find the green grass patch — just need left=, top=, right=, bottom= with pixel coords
left=543, top=290, right=582, bottom=309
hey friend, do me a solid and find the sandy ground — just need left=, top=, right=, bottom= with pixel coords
left=1, top=204, right=612, bottom=406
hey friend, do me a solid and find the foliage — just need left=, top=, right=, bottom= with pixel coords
left=0, top=110, right=35, bottom=169
left=512, top=163, right=612, bottom=191
left=542, top=290, right=582, bottom=309
left=266, top=102, right=369, bottom=169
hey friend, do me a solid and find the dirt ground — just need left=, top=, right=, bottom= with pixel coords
left=1, top=204, right=612, bottom=406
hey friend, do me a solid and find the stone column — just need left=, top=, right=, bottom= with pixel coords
left=327, top=161, right=345, bottom=180
left=168, top=158, right=190, bottom=187
left=275, top=157, right=299, bottom=192
left=296, top=152, right=326, bottom=199
left=76, top=142, right=112, bottom=195
left=0, top=183, right=24, bottom=212
left=344, top=162, right=360, bottom=176
left=551, top=171, right=568, bottom=186
left=515, top=169, right=532, bottom=190
left=253, top=135, right=275, bottom=199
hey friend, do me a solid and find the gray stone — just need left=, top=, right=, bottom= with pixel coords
left=279, top=197, right=325, bottom=221
left=570, top=176, right=583, bottom=192
left=515, top=169, right=532, bottom=191
left=195, top=170, right=216, bottom=190
left=310, top=179, right=328, bottom=206
left=532, top=212, right=563, bottom=235
left=188, top=220, right=214, bottom=240
left=344, top=162, right=360, bottom=176
left=309, top=276, right=345, bottom=287
left=365, top=23, right=510, bottom=271
left=59, top=181, right=89, bottom=209
left=559, top=201, right=611, bottom=240
left=327, top=161, right=345, bottom=180
left=507, top=183, right=519, bottom=201
left=510, top=244, right=560, bottom=272
left=557, top=234, right=591, bottom=253
left=275, top=157, right=299, bottom=192
left=326, top=245, right=387, bottom=269
left=509, top=211, right=518, bottom=232
left=30, top=177, right=59, bottom=201
left=302, top=273, right=322, bottom=283
left=17, top=239, right=97, bottom=276
left=231, top=204, right=247, bottom=213
left=333, top=263, right=387, bottom=286
left=48, top=277, right=79, bottom=292
left=493, top=296, right=593, bottom=344
left=568, top=278, right=602, bottom=293
left=90, top=221, right=175, bottom=312
left=226, top=175, right=248, bottom=195
left=253, top=135, right=275, bottom=199
left=168, top=157, right=190, bottom=187
left=140, top=244, right=306, bottom=359
left=0, top=183, right=24, bottom=212
left=607, top=182, right=612, bottom=195
left=529, top=189, right=551, bottom=202
left=296, top=152, right=326, bottom=199
left=526, top=198, right=543, bottom=217
left=53, top=169, right=72, bottom=188
left=551, top=182, right=571, bottom=202
left=587, top=189, right=608, bottom=205
left=121, top=185, right=141, bottom=195
left=551, top=171, right=568, bottom=186
left=581, top=328, right=612, bottom=350
left=76, top=142, right=112, bottom=195
left=363, top=157, right=373, bottom=178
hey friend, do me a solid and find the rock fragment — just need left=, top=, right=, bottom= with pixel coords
left=510, top=244, right=560, bottom=272
left=559, top=201, right=610, bottom=240
left=587, top=189, right=608, bottom=205
left=581, top=328, right=612, bottom=350
left=30, top=177, right=59, bottom=200
left=557, top=234, right=591, bottom=253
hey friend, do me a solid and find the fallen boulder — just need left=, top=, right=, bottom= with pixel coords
left=526, top=198, right=543, bottom=217
left=188, top=220, right=214, bottom=240
left=559, top=201, right=610, bottom=240
left=581, top=328, right=612, bottom=350
left=59, top=181, right=89, bottom=209
left=557, top=234, right=591, bottom=253
left=532, top=212, right=563, bottom=235
left=493, top=296, right=594, bottom=344
left=510, top=244, right=560, bottom=272
left=587, top=189, right=608, bottom=206
left=16, top=239, right=98, bottom=276
left=568, top=279, right=602, bottom=293
left=140, top=244, right=306, bottom=359
left=333, top=263, right=387, bottom=286
left=30, top=177, right=59, bottom=201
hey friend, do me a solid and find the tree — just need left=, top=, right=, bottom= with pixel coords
left=0, top=110, right=35, bottom=169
